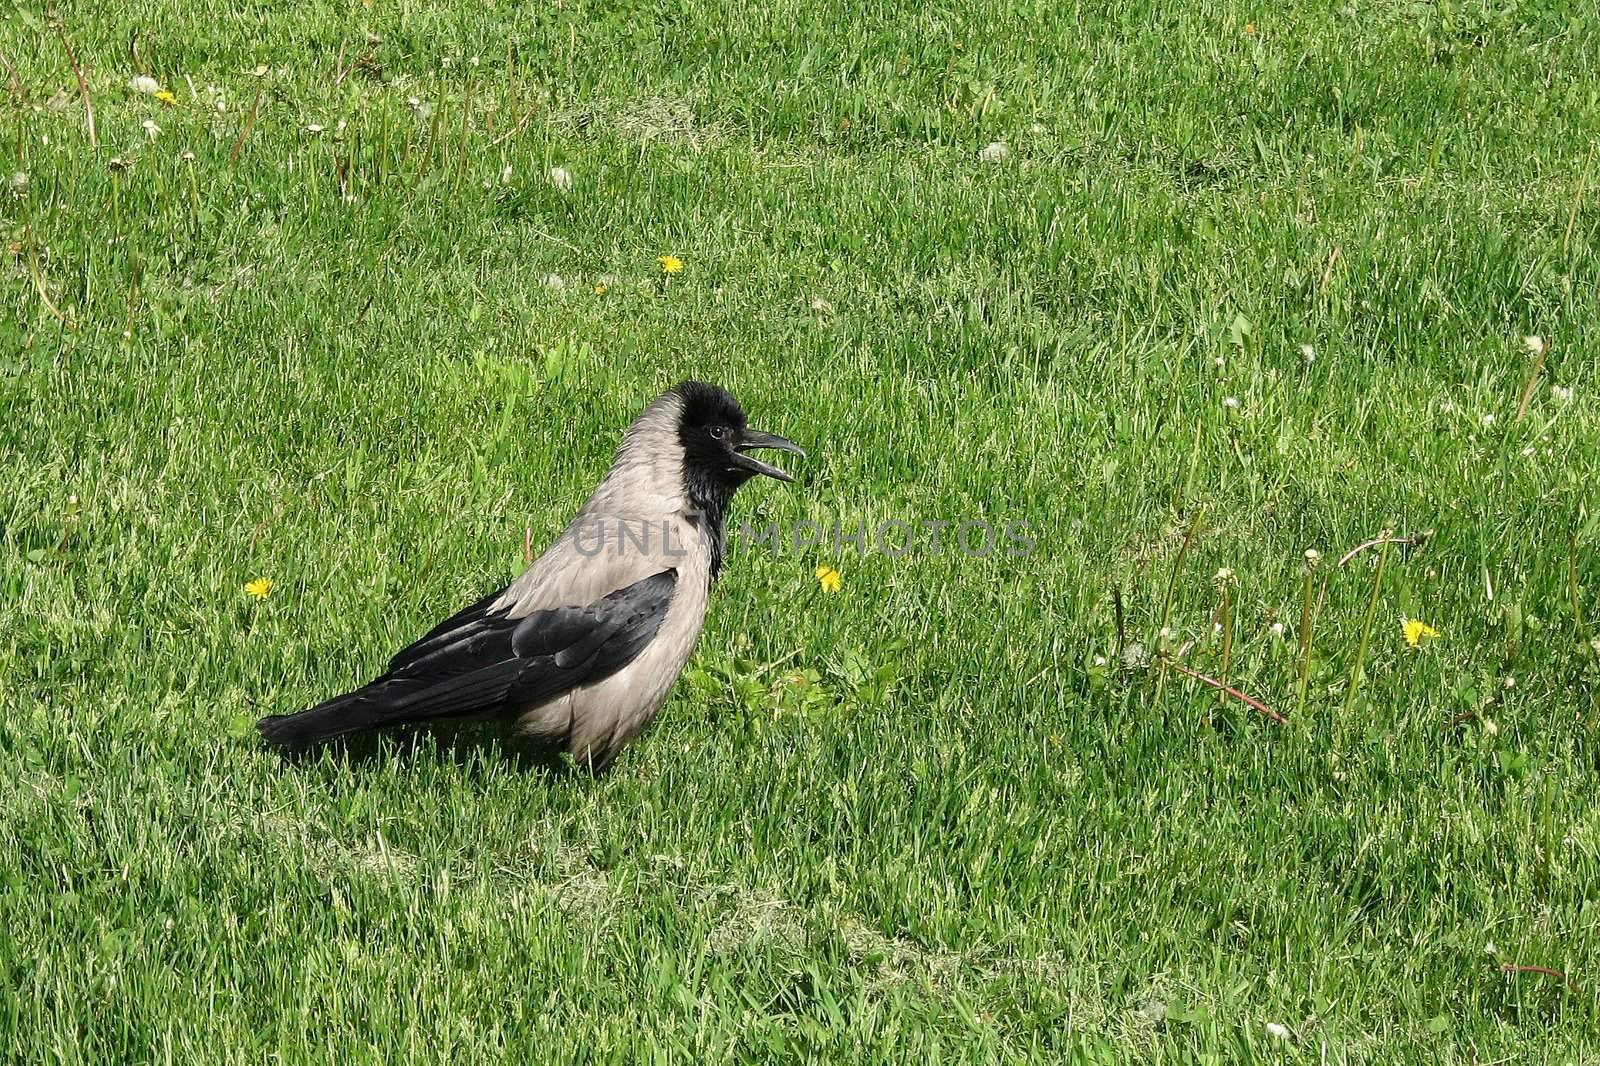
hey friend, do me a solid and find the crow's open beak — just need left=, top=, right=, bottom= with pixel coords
left=732, top=429, right=805, bottom=483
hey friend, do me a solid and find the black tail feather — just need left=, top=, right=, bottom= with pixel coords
left=256, top=669, right=514, bottom=750
left=256, top=690, right=397, bottom=749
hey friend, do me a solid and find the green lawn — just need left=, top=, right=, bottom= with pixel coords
left=3, top=0, right=1599, bottom=1060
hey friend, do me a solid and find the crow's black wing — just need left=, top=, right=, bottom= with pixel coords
left=256, top=569, right=678, bottom=747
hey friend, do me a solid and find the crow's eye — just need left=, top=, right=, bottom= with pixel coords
left=708, top=425, right=728, bottom=441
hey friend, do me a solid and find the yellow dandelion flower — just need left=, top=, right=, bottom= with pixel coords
left=1401, top=618, right=1438, bottom=647
left=154, top=89, right=177, bottom=106
left=245, top=577, right=273, bottom=601
left=815, top=565, right=841, bottom=593
left=594, top=284, right=607, bottom=295
left=1243, top=22, right=1257, bottom=35
left=658, top=254, right=684, bottom=275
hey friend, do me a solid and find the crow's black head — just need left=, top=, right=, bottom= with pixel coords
left=672, top=381, right=802, bottom=491
left=670, top=381, right=805, bottom=570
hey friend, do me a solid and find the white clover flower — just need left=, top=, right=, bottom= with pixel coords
left=540, top=273, right=566, bottom=290
left=1481, top=412, right=1496, bottom=426
left=306, top=123, right=326, bottom=134
left=810, top=296, right=833, bottom=313
left=548, top=166, right=573, bottom=192
left=1523, top=335, right=1545, bottom=357
left=1271, top=622, right=1286, bottom=638
left=9, top=171, right=26, bottom=190
left=500, top=164, right=514, bottom=184
left=1213, top=355, right=1225, bottom=367
left=1485, top=941, right=1499, bottom=956
left=1265, top=1023, right=1290, bottom=1041
left=1223, top=396, right=1240, bottom=410
left=129, top=75, right=163, bottom=95
left=1093, top=655, right=1107, bottom=667
left=1551, top=384, right=1572, bottom=403
left=978, top=141, right=1009, bottom=163
left=1300, top=343, right=1316, bottom=365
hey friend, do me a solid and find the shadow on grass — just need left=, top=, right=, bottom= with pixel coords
left=256, top=722, right=584, bottom=781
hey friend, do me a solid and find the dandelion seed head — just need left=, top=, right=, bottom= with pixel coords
left=141, top=119, right=161, bottom=138
left=1300, top=343, right=1316, bottom=364
left=129, top=75, right=163, bottom=95
left=9, top=171, right=26, bottom=191
left=548, top=166, right=573, bottom=192
left=1551, top=384, right=1572, bottom=402
left=978, top=141, right=1009, bottom=163
left=1223, top=395, right=1240, bottom=410
left=1271, top=621, right=1286, bottom=637
left=540, top=273, right=566, bottom=290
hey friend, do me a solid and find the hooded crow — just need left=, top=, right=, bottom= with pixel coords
left=256, top=381, right=804, bottom=772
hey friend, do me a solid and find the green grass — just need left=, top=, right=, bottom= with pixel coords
left=3, top=0, right=1600, bottom=1060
